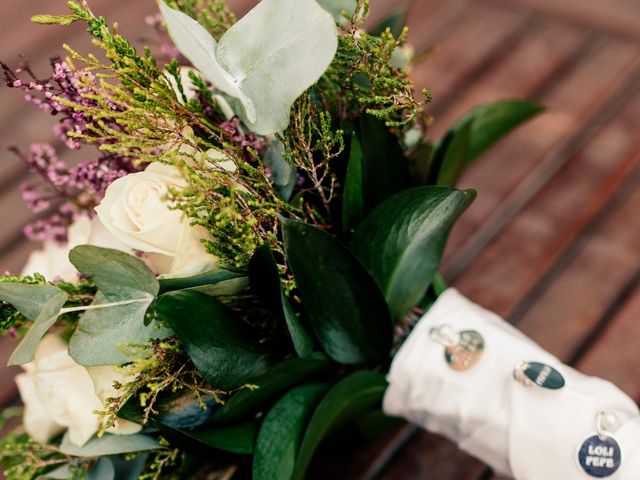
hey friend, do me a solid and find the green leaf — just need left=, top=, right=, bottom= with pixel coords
left=208, top=353, right=331, bottom=426
left=162, top=420, right=259, bottom=454
left=358, top=114, right=411, bottom=215
left=88, top=458, right=115, bottom=480
left=59, top=433, right=160, bottom=457
left=253, top=383, right=329, bottom=480
left=350, top=187, right=475, bottom=320
left=67, top=246, right=169, bottom=366
left=435, top=121, right=472, bottom=187
left=263, top=140, right=297, bottom=201
left=249, top=245, right=313, bottom=358
left=430, top=100, right=542, bottom=185
left=160, top=0, right=337, bottom=135
left=369, top=10, right=406, bottom=37
left=154, top=290, right=270, bottom=390
left=158, top=269, right=245, bottom=294
left=0, top=284, right=67, bottom=365
left=283, top=221, right=392, bottom=365
left=342, top=134, right=365, bottom=236
left=316, top=0, right=357, bottom=22
left=69, top=245, right=158, bottom=299
left=292, top=371, right=388, bottom=480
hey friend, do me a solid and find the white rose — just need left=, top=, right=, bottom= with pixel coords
left=21, top=215, right=134, bottom=281
left=15, top=335, right=141, bottom=447
left=95, top=163, right=217, bottom=278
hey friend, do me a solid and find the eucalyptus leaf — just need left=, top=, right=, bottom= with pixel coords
left=249, top=245, right=313, bottom=358
left=67, top=246, right=169, bottom=365
left=263, top=140, right=297, bottom=201
left=350, top=187, right=475, bottom=320
left=88, top=458, right=115, bottom=480
left=69, top=245, right=158, bottom=299
left=316, top=0, right=357, bottom=22
left=154, top=290, right=270, bottom=390
left=430, top=99, right=542, bottom=185
left=208, top=353, right=330, bottom=426
left=283, top=221, right=392, bottom=365
left=292, top=371, right=387, bottom=480
left=0, top=284, right=67, bottom=365
left=160, top=0, right=337, bottom=135
left=253, top=383, right=329, bottom=480
left=342, top=134, right=365, bottom=236
left=111, top=455, right=148, bottom=480
left=69, top=291, right=172, bottom=366
left=59, top=433, right=160, bottom=457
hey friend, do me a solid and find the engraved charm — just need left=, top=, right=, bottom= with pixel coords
left=513, top=361, right=565, bottom=390
left=577, top=412, right=622, bottom=478
left=429, top=325, right=484, bottom=371
left=577, top=435, right=622, bottom=477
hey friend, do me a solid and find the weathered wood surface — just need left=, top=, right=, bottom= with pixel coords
left=0, top=1, right=639, bottom=479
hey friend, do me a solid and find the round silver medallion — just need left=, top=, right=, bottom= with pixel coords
left=577, top=434, right=622, bottom=478
left=443, top=330, right=484, bottom=371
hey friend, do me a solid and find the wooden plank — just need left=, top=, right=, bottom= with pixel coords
left=444, top=38, right=640, bottom=277
left=409, top=2, right=528, bottom=107
left=579, top=278, right=640, bottom=401
left=490, top=0, right=640, bottom=41
left=453, top=85, right=640, bottom=316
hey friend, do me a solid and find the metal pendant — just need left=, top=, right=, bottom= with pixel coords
left=577, top=412, right=622, bottom=477
left=577, top=435, right=622, bottom=477
left=513, top=361, right=565, bottom=390
left=430, top=325, right=484, bottom=371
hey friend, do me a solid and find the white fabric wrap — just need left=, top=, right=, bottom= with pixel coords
left=383, top=288, right=640, bottom=479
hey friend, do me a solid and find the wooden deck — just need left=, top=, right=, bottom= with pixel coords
left=1, top=1, right=639, bottom=478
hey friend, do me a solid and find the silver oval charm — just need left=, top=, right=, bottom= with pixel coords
left=444, top=330, right=484, bottom=371
left=515, top=361, right=565, bottom=390
left=577, top=434, right=622, bottom=477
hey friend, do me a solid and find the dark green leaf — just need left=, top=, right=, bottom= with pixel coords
left=154, top=290, right=270, bottom=390
left=342, top=134, right=365, bottom=236
left=249, top=245, right=313, bottom=357
left=369, top=10, right=406, bottom=37
left=158, top=269, right=245, bottom=294
left=0, top=284, right=67, bottom=365
left=254, top=383, right=329, bottom=480
left=163, top=420, right=259, bottom=454
left=430, top=100, right=542, bottom=185
left=208, top=353, right=331, bottom=426
left=358, top=114, right=411, bottom=215
left=350, top=186, right=475, bottom=320
left=283, top=221, right=392, bottom=365
left=435, top=121, right=472, bottom=187
left=292, top=371, right=387, bottom=480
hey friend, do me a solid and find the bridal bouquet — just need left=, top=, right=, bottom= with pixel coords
left=0, top=1, right=540, bottom=478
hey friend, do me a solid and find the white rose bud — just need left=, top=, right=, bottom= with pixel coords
left=94, top=163, right=217, bottom=278
left=15, top=335, right=141, bottom=447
